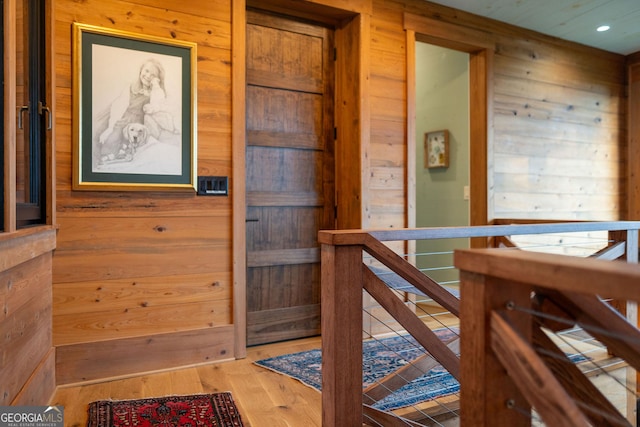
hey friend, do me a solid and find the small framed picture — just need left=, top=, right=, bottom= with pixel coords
left=425, top=130, right=449, bottom=169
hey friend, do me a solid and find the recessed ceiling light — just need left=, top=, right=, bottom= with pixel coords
left=597, top=25, right=610, bottom=32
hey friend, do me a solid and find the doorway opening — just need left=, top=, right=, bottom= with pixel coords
left=414, top=43, right=470, bottom=281
left=405, top=12, right=491, bottom=246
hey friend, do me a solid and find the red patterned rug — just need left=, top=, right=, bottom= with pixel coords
left=87, top=392, right=244, bottom=427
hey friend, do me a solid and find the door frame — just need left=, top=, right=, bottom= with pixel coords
left=404, top=13, right=493, bottom=250
left=232, top=0, right=369, bottom=356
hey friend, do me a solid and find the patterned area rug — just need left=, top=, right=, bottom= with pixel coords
left=256, top=329, right=461, bottom=411
left=87, top=392, right=244, bottom=427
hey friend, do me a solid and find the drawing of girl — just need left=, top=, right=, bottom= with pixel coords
left=93, top=58, right=178, bottom=167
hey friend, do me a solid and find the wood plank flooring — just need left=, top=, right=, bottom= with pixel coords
left=50, top=336, right=322, bottom=427
left=49, top=306, right=632, bottom=427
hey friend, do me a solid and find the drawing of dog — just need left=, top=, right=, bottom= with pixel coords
left=100, top=122, right=149, bottom=164
left=123, top=122, right=148, bottom=153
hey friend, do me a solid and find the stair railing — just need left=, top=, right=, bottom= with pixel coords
left=319, top=221, right=640, bottom=426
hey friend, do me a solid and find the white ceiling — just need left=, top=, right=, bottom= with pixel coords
left=426, top=0, right=640, bottom=55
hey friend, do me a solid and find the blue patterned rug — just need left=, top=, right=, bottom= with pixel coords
left=255, top=330, right=460, bottom=411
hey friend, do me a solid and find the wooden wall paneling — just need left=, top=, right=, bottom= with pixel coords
left=492, top=53, right=625, bottom=96
left=53, top=273, right=231, bottom=345
left=62, top=1, right=232, bottom=48
left=402, top=0, right=626, bottom=224
left=370, top=94, right=405, bottom=124
left=54, top=298, right=231, bottom=345
left=492, top=192, right=621, bottom=220
left=55, top=192, right=232, bottom=216
left=490, top=33, right=625, bottom=220
left=369, top=167, right=404, bottom=189
left=493, top=173, right=620, bottom=204
left=53, top=243, right=230, bottom=284
left=53, top=272, right=231, bottom=317
left=54, top=216, right=229, bottom=250
left=335, top=12, right=367, bottom=230
left=367, top=189, right=406, bottom=229
left=53, top=0, right=237, bottom=381
left=366, top=12, right=404, bottom=230
left=2, top=310, right=51, bottom=403
left=469, top=49, right=490, bottom=232
left=55, top=0, right=372, bottom=380
left=12, top=348, right=56, bottom=405
left=492, top=114, right=622, bottom=149
left=494, top=39, right=624, bottom=84
left=493, top=94, right=623, bottom=131
left=55, top=326, right=235, bottom=384
left=122, top=0, right=231, bottom=21
left=41, top=0, right=632, bottom=385
left=0, top=252, right=54, bottom=405
left=369, top=121, right=406, bottom=167
left=0, top=227, right=56, bottom=270
left=628, top=57, right=640, bottom=219
left=493, top=74, right=624, bottom=113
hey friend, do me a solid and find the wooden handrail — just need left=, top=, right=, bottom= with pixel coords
left=454, top=249, right=640, bottom=300
left=319, top=221, right=640, bottom=244
left=320, top=221, right=640, bottom=426
left=456, top=248, right=640, bottom=426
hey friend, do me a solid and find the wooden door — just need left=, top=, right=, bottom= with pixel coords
left=245, top=10, right=335, bottom=346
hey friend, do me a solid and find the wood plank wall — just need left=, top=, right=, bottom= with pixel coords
left=628, top=52, right=640, bottom=219
left=366, top=0, right=627, bottom=226
left=0, top=228, right=56, bottom=405
left=49, top=0, right=631, bottom=384
left=53, top=0, right=234, bottom=384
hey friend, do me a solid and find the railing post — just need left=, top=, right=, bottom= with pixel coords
left=321, top=243, right=363, bottom=426
left=625, top=229, right=639, bottom=264
left=624, top=229, right=639, bottom=418
left=609, top=228, right=639, bottom=419
left=460, top=270, right=531, bottom=427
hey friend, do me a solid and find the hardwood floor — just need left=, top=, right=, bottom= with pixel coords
left=50, top=306, right=630, bottom=427
left=50, top=302, right=459, bottom=426
left=50, top=336, right=322, bottom=427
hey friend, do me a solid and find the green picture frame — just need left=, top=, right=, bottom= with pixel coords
left=72, top=23, right=197, bottom=191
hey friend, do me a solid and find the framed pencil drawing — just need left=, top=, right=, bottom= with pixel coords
left=72, top=23, right=197, bottom=191
left=425, top=129, right=449, bottom=169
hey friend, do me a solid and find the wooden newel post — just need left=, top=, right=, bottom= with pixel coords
left=321, top=243, right=363, bottom=426
left=458, top=260, right=531, bottom=427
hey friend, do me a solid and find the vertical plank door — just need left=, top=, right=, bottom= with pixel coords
left=245, top=9, right=335, bottom=346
